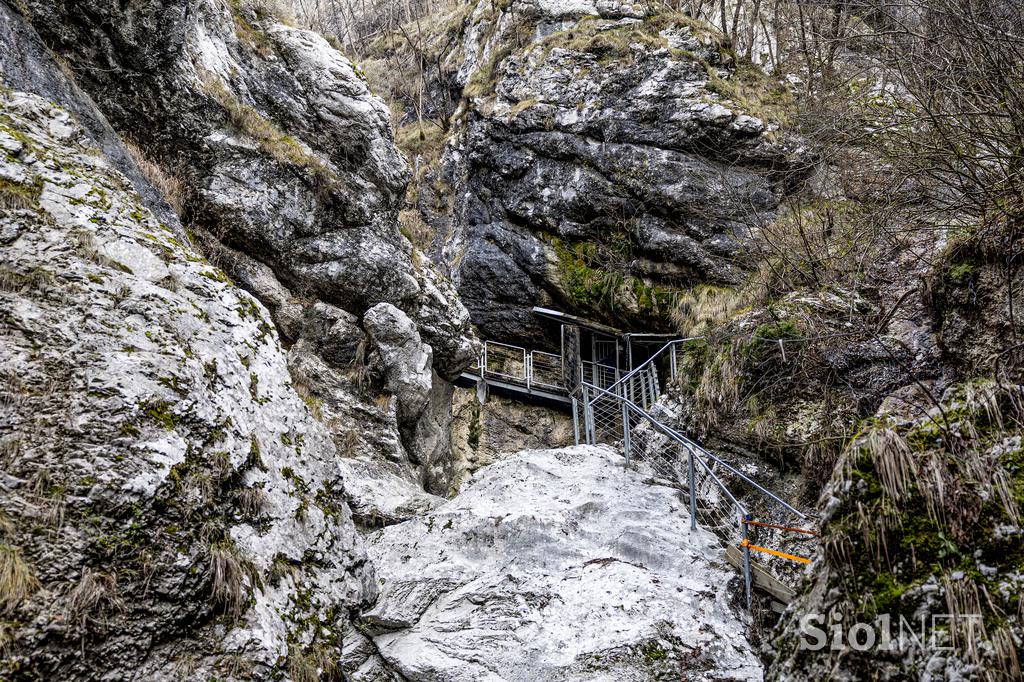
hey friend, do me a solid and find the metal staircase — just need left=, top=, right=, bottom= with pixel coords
left=569, top=340, right=815, bottom=608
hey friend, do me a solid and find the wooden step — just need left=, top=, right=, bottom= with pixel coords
left=724, top=545, right=797, bottom=604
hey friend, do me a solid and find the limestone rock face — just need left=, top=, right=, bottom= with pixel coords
left=357, top=445, right=761, bottom=681
left=432, top=2, right=807, bottom=342
left=0, top=89, right=372, bottom=680
left=363, top=302, right=434, bottom=426
left=450, top=389, right=574, bottom=491
left=9, top=0, right=478, bottom=515
left=17, top=0, right=476, bottom=375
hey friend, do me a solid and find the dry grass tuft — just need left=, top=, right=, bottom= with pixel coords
left=339, top=428, right=360, bottom=457
left=692, top=344, right=743, bottom=426
left=0, top=177, right=42, bottom=210
left=862, top=427, right=915, bottom=503
left=0, top=544, right=39, bottom=614
left=292, top=377, right=324, bottom=421
left=347, top=338, right=370, bottom=389
left=73, top=230, right=134, bottom=275
left=122, top=138, right=187, bottom=215
left=0, top=265, right=55, bottom=294
left=0, top=618, right=14, bottom=658
left=209, top=541, right=244, bottom=616
left=200, top=72, right=334, bottom=186
left=268, top=554, right=301, bottom=586
left=235, top=485, right=268, bottom=517
left=64, top=568, right=123, bottom=633
left=398, top=209, right=434, bottom=253
left=208, top=541, right=259, bottom=619
left=671, top=284, right=754, bottom=337
left=288, top=642, right=338, bottom=682
left=246, top=0, right=296, bottom=25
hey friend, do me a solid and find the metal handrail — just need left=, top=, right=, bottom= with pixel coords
left=605, top=337, right=701, bottom=394
left=480, top=341, right=569, bottom=393
left=578, top=380, right=806, bottom=519
left=572, top=374, right=812, bottom=608
left=530, top=350, right=563, bottom=390
left=481, top=340, right=528, bottom=384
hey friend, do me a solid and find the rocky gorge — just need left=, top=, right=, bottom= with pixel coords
left=2, top=0, right=1023, bottom=680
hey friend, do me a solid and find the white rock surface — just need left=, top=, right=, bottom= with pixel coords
left=0, top=88, right=373, bottom=680
left=363, top=302, right=433, bottom=425
left=361, top=445, right=761, bottom=681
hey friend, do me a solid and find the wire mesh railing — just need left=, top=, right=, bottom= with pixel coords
left=606, top=337, right=701, bottom=407
left=571, top=378, right=813, bottom=608
left=580, top=360, right=619, bottom=390
left=478, top=341, right=570, bottom=394
left=530, top=350, right=563, bottom=390
left=481, top=341, right=527, bottom=383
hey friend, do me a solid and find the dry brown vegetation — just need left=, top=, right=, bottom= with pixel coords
left=200, top=71, right=334, bottom=186
left=810, top=382, right=1024, bottom=678
left=0, top=176, right=42, bottom=210
left=0, top=544, right=39, bottom=614
left=122, top=139, right=187, bottom=215
left=208, top=540, right=258, bottom=619
left=64, top=569, right=124, bottom=635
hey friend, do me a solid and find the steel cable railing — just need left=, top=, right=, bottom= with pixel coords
left=571, top=379, right=811, bottom=607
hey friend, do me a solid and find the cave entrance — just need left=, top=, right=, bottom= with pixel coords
left=531, top=307, right=679, bottom=394
left=458, top=308, right=681, bottom=408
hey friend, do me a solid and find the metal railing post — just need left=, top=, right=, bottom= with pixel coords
left=481, top=342, right=487, bottom=379
left=526, top=352, right=531, bottom=390
left=670, top=345, right=677, bottom=382
left=621, top=401, right=631, bottom=466
left=581, top=387, right=593, bottom=445
left=572, top=376, right=811, bottom=610
left=571, top=396, right=580, bottom=445
left=742, top=516, right=752, bottom=609
left=688, top=448, right=697, bottom=531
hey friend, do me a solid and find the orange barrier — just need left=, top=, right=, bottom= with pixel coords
left=739, top=538, right=811, bottom=565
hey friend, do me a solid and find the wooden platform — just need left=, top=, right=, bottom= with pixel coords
left=725, top=545, right=797, bottom=605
